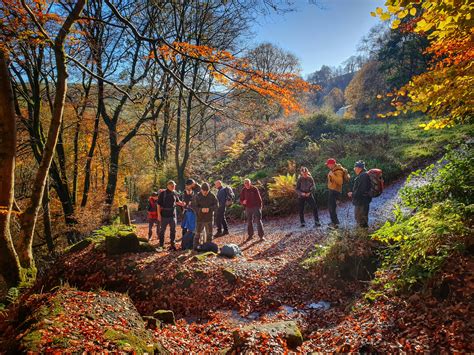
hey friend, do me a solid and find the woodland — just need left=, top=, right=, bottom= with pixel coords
left=0, top=0, right=472, bottom=352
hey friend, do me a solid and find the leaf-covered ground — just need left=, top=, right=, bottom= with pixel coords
left=1, top=176, right=472, bottom=352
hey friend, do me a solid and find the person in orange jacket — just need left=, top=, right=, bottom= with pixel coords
left=147, top=191, right=160, bottom=241
left=326, top=158, right=349, bottom=228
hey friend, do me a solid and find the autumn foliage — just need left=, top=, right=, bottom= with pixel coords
left=373, top=0, right=474, bottom=128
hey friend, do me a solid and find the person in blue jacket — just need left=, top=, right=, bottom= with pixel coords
left=181, top=207, right=196, bottom=250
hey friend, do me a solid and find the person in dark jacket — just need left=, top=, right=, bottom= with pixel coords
left=295, top=167, right=321, bottom=227
left=192, top=182, right=218, bottom=249
left=348, top=161, right=372, bottom=228
left=147, top=191, right=160, bottom=241
left=240, top=179, right=264, bottom=241
left=157, top=180, right=185, bottom=250
left=214, top=180, right=234, bottom=237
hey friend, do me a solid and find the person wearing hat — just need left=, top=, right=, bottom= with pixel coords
left=348, top=161, right=372, bottom=228
left=240, top=179, right=265, bottom=241
left=147, top=191, right=160, bottom=241
left=295, top=167, right=320, bottom=227
left=192, top=182, right=218, bottom=249
left=326, top=158, right=349, bottom=228
left=157, top=180, right=185, bottom=250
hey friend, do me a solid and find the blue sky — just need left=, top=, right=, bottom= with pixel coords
left=251, top=0, right=385, bottom=77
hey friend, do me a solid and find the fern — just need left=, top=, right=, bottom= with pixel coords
left=268, top=174, right=296, bottom=199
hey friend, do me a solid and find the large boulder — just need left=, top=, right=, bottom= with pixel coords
left=105, top=232, right=140, bottom=255
left=222, top=268, right=238, bottom=284
left=220, top=244, right=242, bottom=258
left=6, top=287, right=165, bottom=353
left=153, top=310, right=175, bottom=325
left=233, top=321, right=303, bottom=350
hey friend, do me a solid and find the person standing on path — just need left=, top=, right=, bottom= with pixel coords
left=348, top=161, right=372, bottom=228
left=181, top=179, right=200, bottom=235
left=157, top=180, right=185, bottom=250
left=295, top=167, right=321, bottom=228
left=147, top=191, right=160, bottom=241
left=240, top=179, right=265, bottom=241
left=214, top=180, right=234, bottom=237
left=326, top=158, right=349, bottom=229
left=193, top=182, right=218, bottom=249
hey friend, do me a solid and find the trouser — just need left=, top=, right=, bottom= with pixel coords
left=298, top=195, right=319, bottom=224
left=194, top=221, right=213, bottom=248
left=328, top=190, right=341, bottom=225
left=216, top=206, right=228, bottom=233
left=246, top=207, right=264, bottom=238
left=355, top=203, right=370, bottom=228
left=159, top=216, right=176, bottom=247
left=148, top=218, right=160, bottom=240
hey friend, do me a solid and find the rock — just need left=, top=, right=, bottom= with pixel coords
left=194, top=269, right=206, bottom=279
left=137, top=237, right=149, bottom=243
left=233, top=321, right=303, bottom=349
left=191, top=251, right=217, bottom=262
left=137, top=241, right=155, bottom=253
left=181, top=278, right=194, bottom=289
left=142, top=316, right=161, bottom=330
left=154, top=310, right=175, bottom=325
left=222, top=268, right=237, bottom=284
left=220, top=244, right=242, bottom=258
left=105, top=232, right=139, bottom=255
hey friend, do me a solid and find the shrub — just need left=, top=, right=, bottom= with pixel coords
left=297, top=112, right=345, bottom=140
left=373, top=200, right=472, bottom=291
left=400, top=144, right=474, bottom=209
left=268, top=174, right=296, bottom=199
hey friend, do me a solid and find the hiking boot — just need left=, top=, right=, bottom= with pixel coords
left=259, top=236, right=265, bottom=241
left=246, top=235, right=254, bottom=242
left=222, top=230, right=229, bottom=236
left=328, top=223, right=339, bottom=229
left=315, top=221, right=321, bottom=227
left=300, top=223, right=306, bottom=227
left=168, top=244, right=177, bottom=251
left=214, top=232, right=222, bottom=238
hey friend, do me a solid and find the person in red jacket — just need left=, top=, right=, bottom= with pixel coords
left=147, top=191, right=160, bottom=241
left=240, top=179, right=265, bottom=241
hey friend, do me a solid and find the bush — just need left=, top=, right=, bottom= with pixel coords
left=268, top=174, right=296, bottom=199
left=373, top=200, right=472, bottom=291
left=297, top=112, right=345, bottom=140
left=400, top=144, right=474, bottom=209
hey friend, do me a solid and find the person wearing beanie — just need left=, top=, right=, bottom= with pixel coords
left=240, top=179, right=265, bottom=241
left=295, top=166, right=320, bottom=228
left=325, top=158, right=349, bottom=228
left=348, top=161, right=372, bottom=228
left=192, top=182, right=218, bottom=249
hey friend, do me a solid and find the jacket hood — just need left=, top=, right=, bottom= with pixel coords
left=332, top=163, right=344, bottom=172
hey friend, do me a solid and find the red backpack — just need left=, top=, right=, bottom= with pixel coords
left=367, top=169, right=384, bottom=198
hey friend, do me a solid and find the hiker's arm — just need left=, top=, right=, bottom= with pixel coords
left=295, top=177, right=303, bottom=197
left=334, top=171, right=343, bottom=186
left=256, top=188, right=263, bottom=207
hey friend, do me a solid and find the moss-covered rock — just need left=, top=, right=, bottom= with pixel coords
left=153, top=310, right=175, bottom=325
left=142, top=316, right=161, bottom=330
left=233, top=321, right=303, bottom=349
left=105, top=232, right=139, bottom=255
left=194, top=269, right=206, bottom=279
left=65, top=238, right=92, bottom=253
left=222, top=268, right=237, bottom=284
left=191, top=251, right=217, bottom=262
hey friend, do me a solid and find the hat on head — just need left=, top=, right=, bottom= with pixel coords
left=354, top=161, right=366, bottom=169
left=201, top=182, right=210, bottom=191
left=167, top=180, right=176, bottom=186
left=152, top=191, right=158, bottom=196
left=326, top=158, right=336, bottom=166
left=185, top=178, right=195, bottom=186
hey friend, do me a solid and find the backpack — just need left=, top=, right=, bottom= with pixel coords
left=181, top=231, right=194, bottom=250
left=342, top=167, right=351, bottom=184
left=196, top=242, right=219, bottom=254
left=225, top=186, right=235, bottom=207
left=220, top=244, right=242, bottom=258
left=367, top=169, right=384, bottom=197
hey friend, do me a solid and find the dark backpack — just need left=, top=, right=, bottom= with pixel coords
left=196, top=242, right=218, bottom=254
left=367, top=169, right=384, bottom=197
left=181, top=231, right=194, bottom=250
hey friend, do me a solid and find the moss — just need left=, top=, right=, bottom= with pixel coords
left=103, top=328, right=154, bottom=354
left=191, top=251, right=217, bottom=262
left=222, top=268, right=237, bottom=284
left=65, top=239, right=92, bottom=253
left=52, top=336, right=70, bottom=348
left=175, top=270, right=188, bottom=280
left=138, top=241, right=156, bottom=253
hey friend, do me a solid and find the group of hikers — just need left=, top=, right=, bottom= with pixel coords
left=147, top=158, right=380, bottom=251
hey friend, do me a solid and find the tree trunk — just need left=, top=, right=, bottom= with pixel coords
left=17, top=0, right=87, bottom=272
left=0, top=51, right=23, bottom=288
left=42, top=178, right=54, bottom=253
left=81, top=110, right=100, bottom=207
left=105, top=135, right=120, bottom=208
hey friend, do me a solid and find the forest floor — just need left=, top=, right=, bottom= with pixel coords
left=1, top=173, right=472, bottom=352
